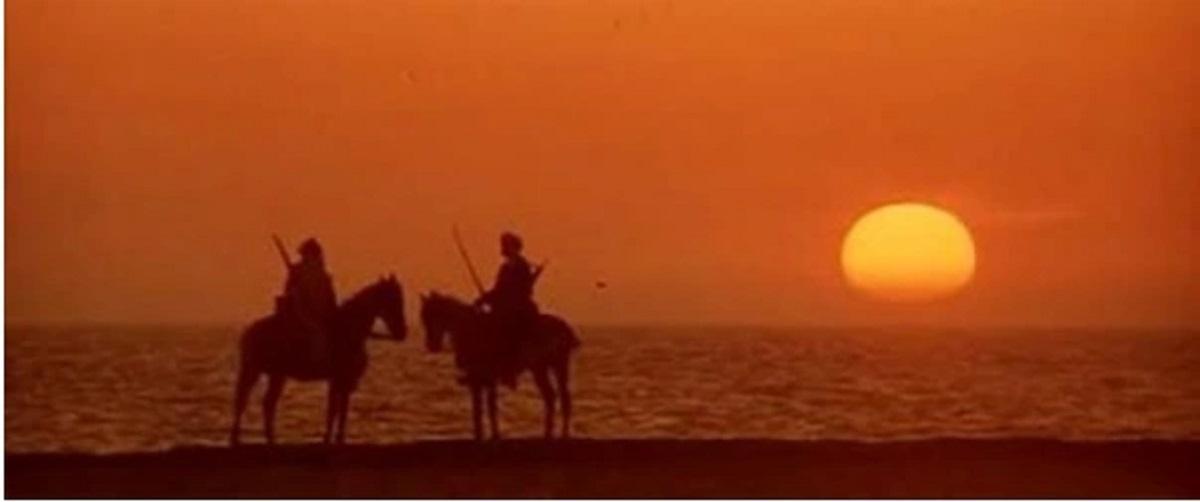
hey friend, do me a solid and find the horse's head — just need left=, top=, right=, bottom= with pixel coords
left=419, top=291, right=470, bottom=353
left=372, top=274, right=408, bottom=341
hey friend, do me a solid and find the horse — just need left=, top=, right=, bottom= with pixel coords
left=230, top=275, right=407, bottom=446
left=419, top=291, right=580, bottom=440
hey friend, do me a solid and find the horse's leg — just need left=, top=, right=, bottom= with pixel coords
left=262, top=375, right=286, bottom=445
left=532, top=367, right=556, bottom=439
left=486, top=384, right=501, bottom=440
left=230, top=364, right=259, bottom=446
left=336, top=387, right=351, bottom=445
left=323, top=383, right=337, bottom=445
left=470, top=384, right=483, bottom=441
left=554, top=358, right=572, bottom=439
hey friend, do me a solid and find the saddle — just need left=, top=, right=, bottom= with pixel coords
left=273, top=295, right=332, bottom=372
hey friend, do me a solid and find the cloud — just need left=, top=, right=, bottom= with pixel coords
left=977, top=208, right=1086, bottom=227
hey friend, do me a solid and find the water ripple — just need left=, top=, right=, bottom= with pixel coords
left=6, top=325, right=1200, bottom=452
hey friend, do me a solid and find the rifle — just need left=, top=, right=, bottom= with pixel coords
left=452, top=225, right=487, bottom=297
left=532, top=261, right=548, bottom=284
left=272, top=234, right=293, bottom=269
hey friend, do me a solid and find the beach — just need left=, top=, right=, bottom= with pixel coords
left=8, top=439, right=1200, bottom=498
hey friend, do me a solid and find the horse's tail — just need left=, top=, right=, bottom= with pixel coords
left=565, top=323, right=581, bottom=351
left=543, top=314, right=581, bottom=352
left=232, top=316, right=274, bottom=445
left=238, top=316, right=275, bottom=366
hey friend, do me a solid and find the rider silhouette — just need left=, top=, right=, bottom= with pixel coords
left=279, top=238, right=338, bottom=368
left=474, top=232, right=540, bottom=388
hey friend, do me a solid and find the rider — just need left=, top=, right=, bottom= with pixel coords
left=474, top=231, right=541, bottom=388
left=279, top=238, right=339, bottom=368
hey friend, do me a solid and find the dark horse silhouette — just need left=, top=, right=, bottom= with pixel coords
left=419, top=292, right=579, bottom=440
left=230, top=275, right=407, bottom=446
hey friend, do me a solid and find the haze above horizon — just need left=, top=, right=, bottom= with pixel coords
left=7, top=0, right=1198, bottom=327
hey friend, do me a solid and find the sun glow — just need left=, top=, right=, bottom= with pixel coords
left=841, top=203, right=976, bottom=303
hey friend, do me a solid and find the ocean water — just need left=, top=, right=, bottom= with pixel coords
left=5, top=325, right=1200, bottom=453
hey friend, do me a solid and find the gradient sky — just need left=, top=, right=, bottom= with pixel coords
left=7, top=0, right=1198, bottom=327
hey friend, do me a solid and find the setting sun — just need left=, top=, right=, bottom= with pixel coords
left=841, top=203, right=976, bottom=303
left=6, top=0, right=1200, bottom=497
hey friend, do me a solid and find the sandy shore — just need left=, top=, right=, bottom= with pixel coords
left=7, top=439, right=1199, bottom=498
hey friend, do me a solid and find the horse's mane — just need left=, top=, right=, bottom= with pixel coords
left=336, top=278, right=402, bottom=326
left=341, top=279, right=386, bottom=309
left=422, top=289, right=579, bottom=384
left=426, top=291, right=472, bottom=311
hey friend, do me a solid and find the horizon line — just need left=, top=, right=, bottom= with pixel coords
left=6, top=320, right=1199, bottom=333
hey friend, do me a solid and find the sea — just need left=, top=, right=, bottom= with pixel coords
left=5, top=325, right=1200, bottom=453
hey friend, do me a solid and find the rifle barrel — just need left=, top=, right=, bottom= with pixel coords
left=272, top=234, right=292, bottom=268
left=452, top=225, right=486, bottom=296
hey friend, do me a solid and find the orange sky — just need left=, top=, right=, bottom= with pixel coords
left=6, top=0, right=1198, bottom=327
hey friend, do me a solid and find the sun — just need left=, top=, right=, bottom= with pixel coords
left=841, top=203, right=976, bottom=303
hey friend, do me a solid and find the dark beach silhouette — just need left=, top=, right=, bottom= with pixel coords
left=8, top=439, right=1200, bottom=498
